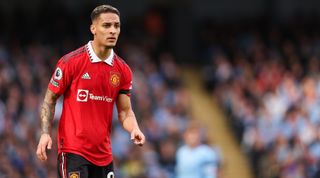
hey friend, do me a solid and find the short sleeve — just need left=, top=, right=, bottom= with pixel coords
left=48, top=59, right=73, bottom=95
left=119, top=64, right=133, bottom=96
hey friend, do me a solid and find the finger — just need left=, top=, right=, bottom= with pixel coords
left=130, top=132, right=135, bottom=140
left=136, top=139, right=143, bottom=146
left=139, top=135, right=146, bottom=145
left=135, top=134, right=141, bottom=140
left=136, top=134, right=144, bottom=141
left=47, top=139, right=52, bottom=150
left=134, top=141, right=141, bottom=146
left=135, top=140, right=143, bottom=146
left=41, top=143, right=47, bottom=160
left=36, top=145, right=42, bottom=159
left=135, top=135, right=145, bottom=146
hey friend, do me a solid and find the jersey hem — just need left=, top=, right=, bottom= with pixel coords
left=58, top=149, right=113, bottom=166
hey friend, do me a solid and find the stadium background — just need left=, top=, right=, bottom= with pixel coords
left=1, top=0, right=320, bottom=177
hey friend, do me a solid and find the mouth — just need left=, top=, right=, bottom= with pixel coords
left=107, top=37, right=116, bottom=40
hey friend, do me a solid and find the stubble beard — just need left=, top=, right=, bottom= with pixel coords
left=105, top=45, right=115, bottom=49
left=105, top=40, right=117, bottom=49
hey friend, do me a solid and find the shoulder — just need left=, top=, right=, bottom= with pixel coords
left=177, top=145, right=189, bottom=155
left=113, top=53, right=131, bottom=69
left=199, top=145, right=215, bottom=152
left=60, top=45, right=87, bottom=64
left=198, top=145, right=219, bottom=159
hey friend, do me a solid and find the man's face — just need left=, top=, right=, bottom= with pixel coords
left=91, top=12, right=120, bottom=48
left=184, top=129, right=201, bottom=148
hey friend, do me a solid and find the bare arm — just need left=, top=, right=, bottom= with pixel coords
left=40, top=89, right=60, bottom=134
left=116, top=94, right=145, bottom=146
left=36, top=89, right=60, bottom=161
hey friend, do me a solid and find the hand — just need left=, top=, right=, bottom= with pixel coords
left=36, top=133, right=52, bottom=161
left=131, top=129, right=145, bottom=146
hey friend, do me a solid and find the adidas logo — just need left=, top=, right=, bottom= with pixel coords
left=81, top=72, right=91, bottom=79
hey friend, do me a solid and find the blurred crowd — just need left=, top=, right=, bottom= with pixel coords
left=201, top=18, right=320, bottom=178
left=0, top=37, right=191, bottom=178
left=0, top=6, right=222, bottom=178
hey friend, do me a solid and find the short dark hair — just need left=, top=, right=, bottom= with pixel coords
left=91, top=5, right=120, bottom=22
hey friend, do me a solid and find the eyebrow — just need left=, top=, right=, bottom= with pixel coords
left=102, top=22, right=121, bottom=25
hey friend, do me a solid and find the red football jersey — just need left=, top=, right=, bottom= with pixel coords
left=48, top=41, right=132, bottom=166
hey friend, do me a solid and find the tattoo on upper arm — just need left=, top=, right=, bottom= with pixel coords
left=40, top=89, right=60, bottom=134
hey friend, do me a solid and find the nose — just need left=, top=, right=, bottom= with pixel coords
left=109, top=26, right=117, bottom=34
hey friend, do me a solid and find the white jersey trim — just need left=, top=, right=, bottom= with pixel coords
left=86, top=41, right=114, bottom=66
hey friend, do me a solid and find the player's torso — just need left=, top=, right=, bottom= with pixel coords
left=66, top=53, right=122, bottom=106
left=60, top=51, right=122, bottom=144
left=72, top=59, right=121, bottom=103
left=56, top=46, right=127, bottom=165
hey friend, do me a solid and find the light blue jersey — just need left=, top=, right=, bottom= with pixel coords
left=175, top=144, right=220, bottom=178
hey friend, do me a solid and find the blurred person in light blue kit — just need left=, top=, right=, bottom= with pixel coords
left=175, top=122, right=221, bottom=178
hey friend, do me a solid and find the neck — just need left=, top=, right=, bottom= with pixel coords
left=91, top=40, right=112, bottom=60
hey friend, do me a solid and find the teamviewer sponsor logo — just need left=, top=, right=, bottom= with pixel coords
left=77, top=89, right=89, bottom=102
left=77, top=89, right=113, bottom=103
left=89, top=94, right=113, bottom=102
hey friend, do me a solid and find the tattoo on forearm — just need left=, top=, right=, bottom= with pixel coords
left=40, top=102, right=55, bottom=134
left=40, top=90, right=59, bottom=134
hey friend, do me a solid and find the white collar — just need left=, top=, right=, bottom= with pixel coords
left=87, top=41, right=114, bottom=66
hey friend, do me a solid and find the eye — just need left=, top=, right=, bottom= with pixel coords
left=103, top=23, right=112, bottom=28
left=115, top=23, right=121, bottom=28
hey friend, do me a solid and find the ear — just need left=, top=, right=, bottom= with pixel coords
left=90, top=24, right=96, bottom=35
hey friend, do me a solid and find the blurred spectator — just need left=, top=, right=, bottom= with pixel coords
left=175, top=122, right=221, bottom=178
